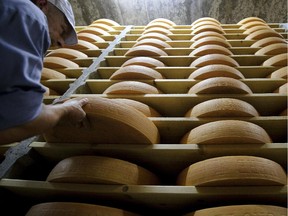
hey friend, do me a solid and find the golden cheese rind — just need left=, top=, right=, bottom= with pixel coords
left=190, top=54, right=239, bottom=67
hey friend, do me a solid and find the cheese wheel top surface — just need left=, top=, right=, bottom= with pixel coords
left=137, top=32, right=171, bottom=42
left=177, top=155, right=286, bottom=186
left=133, top=38, right=172, bottom=49
left=245, top=29, right=283, bottom=40
left=180, top=120, right=272, bottom=144
left=145, top=22, right=171, bottom=30
left=255, top=43, right=288, bottom=55
left=47, top=48, right=88, bottom=59
left=239, top=21, right=269, bottom=30
left=237, top=17, right=266, bottom=25
left=77, top=32, right=105, bottom=42
left=125, top=45, right=168, bottom=56
left=64, top=39, right=99, bottom=50
left=191, top=21, right=221, bottom=30
left=191, top=36, right=231, bottom=48
left=89, top=23, right=115, bottom=32
left=263, top=53, right=288, bottom=66
left=122, top=57, right=165, bottom=68
left=103, top=81, right=161, bottom=94
left=78, top=27, right=111, bottom=36
left=190, top=54, right=239, bottom=67
left=43, top=56, right=79, bottom=69
left=148, top=18, right=176, bottom=26
left=143, top=27, right=172, bottom=35
left=47, top=156, right=160, bottom=185
left=192, top=24, right=225, bottom=35
left=188, top=64, right=244, bottom=80
left=92, top=18, right=120, bottom=26
left=191, top=17, right=221, bottom=26
left=189, top=44, right=233, bottom=56
left=192, top=31, right=226, bottom=41
left=44, top=97, right=160, bottom=144
left=243, top=25, right=270, bottom=34
left=185, top=98, right=259, bottom=117
left=251, top=36, right=287, bottom=48
left=41, top=68, right=66, bottom=80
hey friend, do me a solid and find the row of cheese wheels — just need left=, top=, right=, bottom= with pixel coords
left=25, top=202, right=287, bottom=216
left=43, top=96, right=278, bottom=144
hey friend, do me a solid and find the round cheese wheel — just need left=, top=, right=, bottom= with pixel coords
left=269, top=66, right=288, bottom=79
left=189, top=45, right=233, bottom=56
left=133, top=38, right=172, bottom=49
left=47, top=156, right=160, bottom=185
left=43, top=85, right=59, bottom=96
left=191, top=36, right=231, bottom=48
left=103, top=81, right=161, bottom=94
left=43, top=56, right=79, bottom=69
left=192, top=24, right=225, bottom=35
left=187, top=77, right=252, bottom=94
left=243, top=25, right=270, bottom=34
left=177, top=156, right=286, bottom=186
left=112, top=98, right=161, bottom=117
left=25, top=202, right=139, bottom=216
left=64, top=39, right=99, bottom=50
left=188, top=64, right=244, bottom=80
left=148, top=18, right=176, bottom=26
left=190, top=54, right=239, bottom=67
left=110, top=65, right=164, bottom=80
left=92, top=18, right=120, bottom=26
left=121, top=57, right=165, bottom=68
left=77, top=32, right=105, bottom=42
left=240, top=21, right=269, bottom=30
left=245, top=29, right=283, bottom=40
left=192, top=31, right=226, bottom=41
left=185, top=98, right=259, bottom=117
left=180, top=120, right=272, bottom=144
left=125, top=45, right=168, bottom=56
left=143, top=27, right=172, bottom=35
left=185, top=205, right=287, bottom=216
left=274, top=83, right=287, bottom=94
left=41, top=68, right=66, bottom=80
left=137, top=32, right=171, bottom=42
left=237, top=17, right=266, bottom=25
left=46, top=48, right=88, bottom=59
left=191, top=17, right=221, bottom=26
left=78, top=27, right=111, bottom=36
left=251, top=37, right=287, bottom=48
left=44, top=97, right=160, bottom=144
left=89, top=23, right=115, bottom=32
left=255, top=43, right=288, bottom=55
left=263, top=53, right=288, bottom=66
left=145, top=22, right=171, bottom=30
left=191, top=21, right=221, bottom=30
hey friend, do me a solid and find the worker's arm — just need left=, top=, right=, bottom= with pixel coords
left=0, top=98, right=88, bottom=145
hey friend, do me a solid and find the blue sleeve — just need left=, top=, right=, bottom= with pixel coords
left=0, top=0, right=51, bottom=130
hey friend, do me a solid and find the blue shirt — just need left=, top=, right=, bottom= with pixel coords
left=0, top=0, right=50, bottom=130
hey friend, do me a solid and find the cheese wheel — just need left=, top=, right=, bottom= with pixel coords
left=191, top=21, right=221, bottom=30
left=89, top=23, right=115, bottom=32
left=243, top=25, right=271, bottom=34
left=240, top=21, right=269, bottom=30
left=64, top=39, right=99, bottom=50
left=274, top=83, right=288, bottom=94
left=145, top=22, right=171, bottom=30
left=43, top=56, right=79, bottom=69
left=237, top=17, right=266, bottom=25
left=103, top=81, right=161, bottom=94
left=25, top=202, right=139, bottom=216
left=185, top=205, right=287, bottom=216
left=187, top=77, right=252, bottom=94
left=47, top=48, right=88, bottom=59
left=185, top=98, right=259, bottom=117
left=148, top=18, right=176, bottom=26
left=263, top=53, right=288, bottom=66
left=143, top=27, right=172, bottom=35
left=137, top=32, right=171, bottom=42
left=43, top=85, right=59, bottom=96
left=192, top=31, right=226, bottom=41
left=180, top=120, right=272, bottom=144
left=125, top=45, right=168, bottom=56
left=255, top=43, right=288, bottom=55
left=122, top=57, right=165, bottom=68
left=41, top=68, right=66, bottom=80
left=191, top=17, right=221, bottom=26
left=189, top=45, right=233, bottom=56
left=191, top=36, right=231, bottom=48
left=44, top=97, right=160, bottom=144
left=245, top=29, right=283, bottom=40
left=269, top=66, right=288, bottom=79
left=192, top=24, right=225, bottom=35
left=190, top=54, right=239, bottom=67
left=177, top=156, right=286, bottom=186
left=133, top=38, right=172, bottom=49
left=47, top=156, right=160, bottom=185
left=78, top=27, right=111, bottom=36
left=92, top=18, right=120, bottom=26
left=112, top=98, right=161, bottom=117
left=188, top=64, right=245, bottom=80
left=251, top=37, right=287, bottom=48
left=110, top=65, right=164, bottom=80
left=77, top=32, right=105, bottom=42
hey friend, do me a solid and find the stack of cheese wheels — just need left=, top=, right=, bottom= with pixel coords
left=185, top=98, right=259, bottom=117
left=180, top=120, right=272, bottom=144
left=176, top=156, right=287, bottom=186
left=25, top=202, right=140, bottom=216
left=183, top=205, right=287, bottom=216
left=43, top=97, right=160, bottom=144
left=191, top=17, right=225, bottom=35
left=46, top=155, right=160, bottom=185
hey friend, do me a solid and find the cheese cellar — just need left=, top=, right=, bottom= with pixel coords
left=0, top=0, right=287, bottom=215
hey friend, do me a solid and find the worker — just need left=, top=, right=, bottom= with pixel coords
left=0, top=0, right=88, bottom=144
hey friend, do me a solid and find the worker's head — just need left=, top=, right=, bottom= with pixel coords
left=33, top=0, right=78, bottom=47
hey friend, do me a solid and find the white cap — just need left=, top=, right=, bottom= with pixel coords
left=48, top=0, right=78, bottom=45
